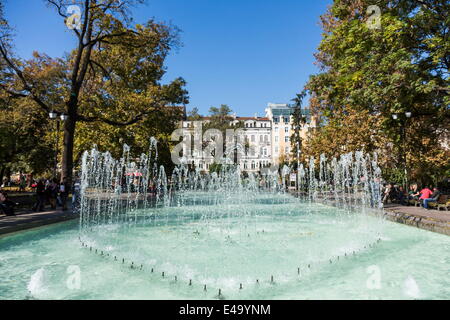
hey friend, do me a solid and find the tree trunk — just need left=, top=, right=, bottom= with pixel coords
left=5, top=166, right=11, bottom=186
left=61, top=116, right=76, bottom=185
left=0, top=166, right=4, bottom=187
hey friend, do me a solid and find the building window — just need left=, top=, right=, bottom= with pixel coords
left=285, top=127, right=289, bottom=133
left=275, top=136, right=278, bottom=142
left=275, top=127, right=278, bottom=132
left=259, top=135, right=263, bottom=143
left=285, top=136, right=289, bottom=142
left=285, top=147, right=290, bottom=154
left=251, top=135, right=255, bottom=142
left=274, top=117, right=279, bottom=123
left=275, top=147, right=278, bottom=154
left=264, top=135, right=268, bottom=142
left=284, top=117, right=289, bottom=123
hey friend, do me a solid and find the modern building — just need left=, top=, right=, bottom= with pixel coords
left=264, top=103, right=316, bottom=164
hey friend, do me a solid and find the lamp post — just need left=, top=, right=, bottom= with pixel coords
left=49, top=111, right=68, bottom=178
left=391, top=111, right=412, bottom=189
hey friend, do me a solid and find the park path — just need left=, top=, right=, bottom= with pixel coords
left=0, top=208, right=78, bottom=237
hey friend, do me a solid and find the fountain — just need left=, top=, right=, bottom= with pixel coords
left=76, top=138, right=386, bottom=296
left=0, top=138, right=448, bottom=300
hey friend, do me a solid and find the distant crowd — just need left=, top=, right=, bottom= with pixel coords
left=0, top=177, right=81, bottom=216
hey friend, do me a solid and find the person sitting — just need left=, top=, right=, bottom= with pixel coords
left=0, top=190, right=17, bottom=216
left=408, top=184, right=420, bottom=200
left=423, top=187, right=441, bottom=209
left=418, top=186, right=433, bottom=207
left=382, top=183, right=393, bottom=204
left=395, top=186, right=408, bottom=205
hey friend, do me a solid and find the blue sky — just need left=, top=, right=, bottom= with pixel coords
left=4, top=0, right=331, bottom=116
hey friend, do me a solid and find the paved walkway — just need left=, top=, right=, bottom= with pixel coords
left=0, top=208, right=78, bottom=236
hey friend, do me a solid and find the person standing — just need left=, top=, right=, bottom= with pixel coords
left=72, top=179, right=81, bottom=212
left=59, top=177, right=70, bottom=211
left=32, top=179, right=46, bottom=212
left=19, top=174, right=26, bottom=192
left=48, top=179, right=58, bottom=210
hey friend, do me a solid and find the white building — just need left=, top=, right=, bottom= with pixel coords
left=180, top=116, right=272, bottom=173
left=178, top=103, right=317, bottom=172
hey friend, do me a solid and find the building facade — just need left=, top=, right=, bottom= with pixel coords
left=265, top=103, right=315, bottom=165
left=178, top=103, right=316, bottom=172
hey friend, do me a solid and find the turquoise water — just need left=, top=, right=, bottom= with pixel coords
left=0, top=193, right=449, bottom=300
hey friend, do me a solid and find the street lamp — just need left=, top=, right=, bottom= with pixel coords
left=60, top=113, right=69, bottom=121
left=391, top=111, right=412, bottom=189
left=49, top=111, right=68, bottom=178
left=49, top=111, right=57, bottom=119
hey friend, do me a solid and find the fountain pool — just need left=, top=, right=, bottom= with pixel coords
left=0, top=192, right=449, bottom=300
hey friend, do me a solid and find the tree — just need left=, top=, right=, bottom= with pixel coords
left=290, top=89, right=307, bottom=168
left=0, top=0, right=188, bottom=184
left=0, top=98, right=55, bottom=183
left=304, top=0, right=449, bottom=184
left=187, top=107, right=202, bottom=120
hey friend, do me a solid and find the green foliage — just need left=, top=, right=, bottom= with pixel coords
left=304, top=0, right=450, bottom=183
left=0, top=0, right=189, bottom=179
left=290, top=89, right=307, bottom=160
left=208, top=162, right=223, bottom=174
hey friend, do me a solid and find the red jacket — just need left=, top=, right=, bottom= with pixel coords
left=419, top=188, right=433, bottom=200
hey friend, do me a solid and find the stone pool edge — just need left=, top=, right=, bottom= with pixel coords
left=288, top=192, right=450, bottom=237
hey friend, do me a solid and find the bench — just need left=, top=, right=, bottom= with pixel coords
left=428, top=195, right=449, bottom=211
